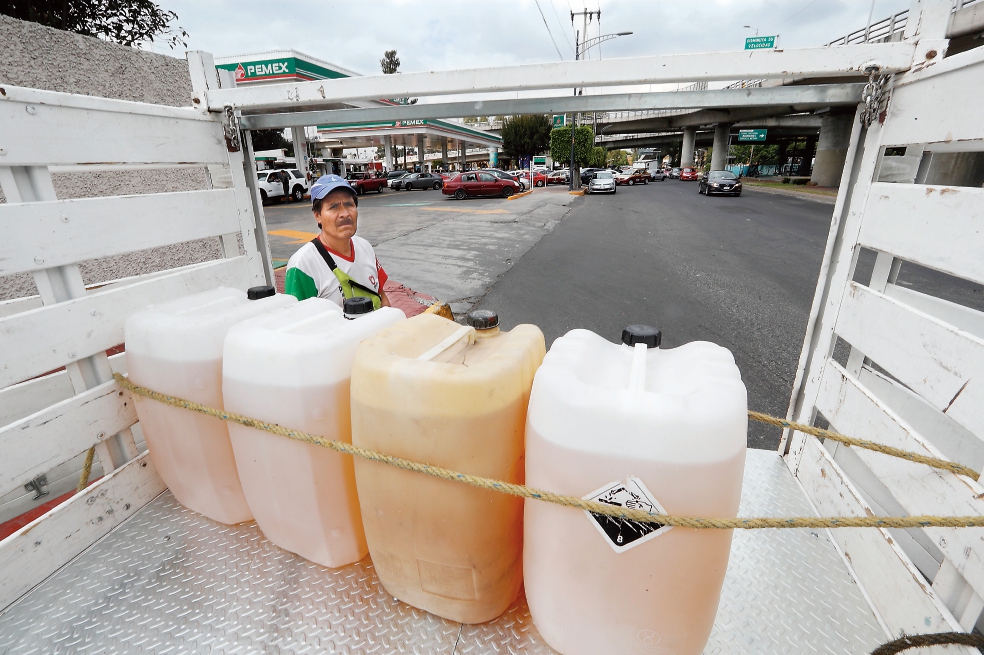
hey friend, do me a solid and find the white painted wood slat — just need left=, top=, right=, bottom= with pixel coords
left=0, top=379, right=136, bottom=498
left=0, top=87, right=227, bottom=166
left=836, top=282, right=984, bottom=440
left=0, top=190, right=241, bottom=276
left=816, top=362, right=984, bottom=600
left=0, top=353, right=127, bottom=431
left=796, top=437, right=967, bottom=642
left=881, top=46, right=984, bottom=148
left=0, top=451, right=166, bottom=611
left=859, top=184, right=984, bottom=286
left=884, top=284, right=984, bottom=342
left=0, top=256, right=249, bottom=388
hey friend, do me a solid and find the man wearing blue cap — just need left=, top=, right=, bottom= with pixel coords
left=283, top=174, right=391, bottom=308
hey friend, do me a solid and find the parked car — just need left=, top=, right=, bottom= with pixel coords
left=650, top=168, right=667, bottom=181
left=668, top=167, right=682, bottom=179
left=579, top=167, right=602, bottom=184
left=586, top=170, right=616, bottom=194
left=387, top=172, right=410, bottom=189
left=256, top=169, right=308, bottom=204
left=514, top=170, right=547, bottom=187
left=679, top=167, right=700, bottom=181
left=698, top=170, right=743, bottom=196
left=443, top=171, right=521, bottom=199
left=615, top=170, right=651, bottom=186
left=546, top=170, right=570, bottom=185
left=481, top=169, right=524, bottom=187
left=396, top=172, right=444, bottom=191
left=346, top=171, right=387, bottom=195
left=506, top=171, right=531, bottom=190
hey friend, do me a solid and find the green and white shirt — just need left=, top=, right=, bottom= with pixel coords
left=283, top=236, right=388, bottom=306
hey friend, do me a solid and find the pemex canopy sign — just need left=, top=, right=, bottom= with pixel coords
left=216, top=56, right=350, bottom=83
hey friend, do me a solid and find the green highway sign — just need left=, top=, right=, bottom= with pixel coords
left=738, top=129, right=768, bottom=142
left=552, top=115, right=566, bottom=128
left=744, top=35, right=776, bottom=50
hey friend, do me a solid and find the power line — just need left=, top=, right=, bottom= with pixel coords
left=548, top=0, right=576, bottom=56
left=534, top=0, right=565, bottom=61
left=768, top=0, right=821, bottom=29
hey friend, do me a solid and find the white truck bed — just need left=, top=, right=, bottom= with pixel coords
left=0, top=450, right=885, bottom=654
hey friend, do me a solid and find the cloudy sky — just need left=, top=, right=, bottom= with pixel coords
left=157, top=0, right=913, bottom=78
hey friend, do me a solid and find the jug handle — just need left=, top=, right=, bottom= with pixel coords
left=417, top=325, right=475, bottom=362
left=628, top=342, right=649, bottom=393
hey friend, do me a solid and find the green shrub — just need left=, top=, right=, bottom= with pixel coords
left=781, top=177, right=791, bottom=184
left=791, top=178, right=809, bottom=185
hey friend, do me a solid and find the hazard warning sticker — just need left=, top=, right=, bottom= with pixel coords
left=583, top=478, right=672, bottom=553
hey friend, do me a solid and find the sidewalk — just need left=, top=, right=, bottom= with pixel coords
left=273, top=267, right=436, bottom=317
left=742, top=180, right=838, bottom=204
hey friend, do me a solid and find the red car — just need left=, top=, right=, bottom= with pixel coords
left=442, top=171, right=521, bottom=199
left=516, top=170, right=547, bottom=187
left=679, top=167, right=700, bottom=181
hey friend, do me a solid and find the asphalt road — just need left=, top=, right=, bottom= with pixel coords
left=474, top=181, right=836, bottom=450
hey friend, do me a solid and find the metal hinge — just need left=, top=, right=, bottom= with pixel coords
left=222, top=105, right=242, bottom=153
left=24, top=474, right=48, bottom=501
left=859, top=65, right=891, bottom=128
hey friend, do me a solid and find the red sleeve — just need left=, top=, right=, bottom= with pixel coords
left=376, top=258, right=389, bottom=289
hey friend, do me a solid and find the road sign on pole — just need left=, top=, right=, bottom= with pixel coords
left=738, top=129, right=768, bottom=142
left=744, top=36, right=776, bottom=50
left=552, top=115, right=566, bottom=128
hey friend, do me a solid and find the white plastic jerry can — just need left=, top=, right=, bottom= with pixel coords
left=524, top=326, right=747, bottom=655
left=222, top=297, right=406, bottom=568
left=125, top=286, right=296, bottom=525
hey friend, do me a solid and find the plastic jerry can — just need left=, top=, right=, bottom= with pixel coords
left=222, top=298, right=406, bottom=568
left=350, top=310, right=545, bottom=623
left=125, top=286, right=296, bottom=524
left=524, top=326, right=747, bottom=655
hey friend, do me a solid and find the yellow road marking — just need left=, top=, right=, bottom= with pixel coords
left=421, top=207, right=509, bottom=214
left=268, top=229, right=318, bottom=244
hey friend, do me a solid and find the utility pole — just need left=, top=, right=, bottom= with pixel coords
left=569, top=8, right=600, bottom=190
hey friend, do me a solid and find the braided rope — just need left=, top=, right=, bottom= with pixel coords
left=77, top=446, right=96, bottom=492
left=113, top=373, right=984, bottom=531
left=750, top=411, right=980, bottom=479
left=870, top=632, right=984, bottom=654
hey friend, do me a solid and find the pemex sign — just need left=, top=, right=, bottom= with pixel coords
left=217, top=56, right=350, bottom=83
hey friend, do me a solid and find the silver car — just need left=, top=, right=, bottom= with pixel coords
left=587, top=170, right=616, bottom=194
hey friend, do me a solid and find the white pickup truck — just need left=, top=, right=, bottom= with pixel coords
left=3, top=7, right=983, bottom=652
left=256, top=168, right=308, bottom=204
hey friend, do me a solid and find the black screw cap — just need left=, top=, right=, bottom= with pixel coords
left=621, top=325, right=661, bottom=348
left=247, top=285, right=276, bottom=300
left=467, top=310, right=499, bottom=330
left=343, top=297, right=374, bottom=316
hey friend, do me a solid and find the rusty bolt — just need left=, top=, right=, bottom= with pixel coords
left=0, top=87, right=6, bottom=96
left=940, top=537, right=948, bottom=548
left=97, top=431, right=106, bottom=440
left=926, top=50, right=938, bottom=60
left=193, top=97, right=201, bottom=104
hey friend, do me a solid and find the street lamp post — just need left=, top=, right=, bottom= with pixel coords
left=568, top=29, right=633, bottom=190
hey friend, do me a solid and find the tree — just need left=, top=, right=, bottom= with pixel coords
left=380, top=50, right=400, bottom=74
left=251, top=130, right=292, bottom=156
left=607, top=150, right=630, bottom=168
left=587, top=147, right=607, bottom=169
left=501, top=115, right=552, bottom=164
left=549, top=126, right=594, bottom=167
left=4, top=0, right=188, bottom=49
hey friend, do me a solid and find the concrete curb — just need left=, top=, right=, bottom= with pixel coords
left=568, top=189, right=585, bottom=196
left=507, top=189, right=533, bottom=201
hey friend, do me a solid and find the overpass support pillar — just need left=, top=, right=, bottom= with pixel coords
left=810, top=112, right=853, bottom=187
left=681, top=127, right=697, bottom=167
left=441, top=139, right=448, bottom=169
left=458, top=140, right=466, bottom=170
left=710, top=123, right=732, bottom=171
left=384, top=135, right=393, bottom=171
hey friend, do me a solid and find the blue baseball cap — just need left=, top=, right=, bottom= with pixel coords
left=310, top=174, right=357, bottom=206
